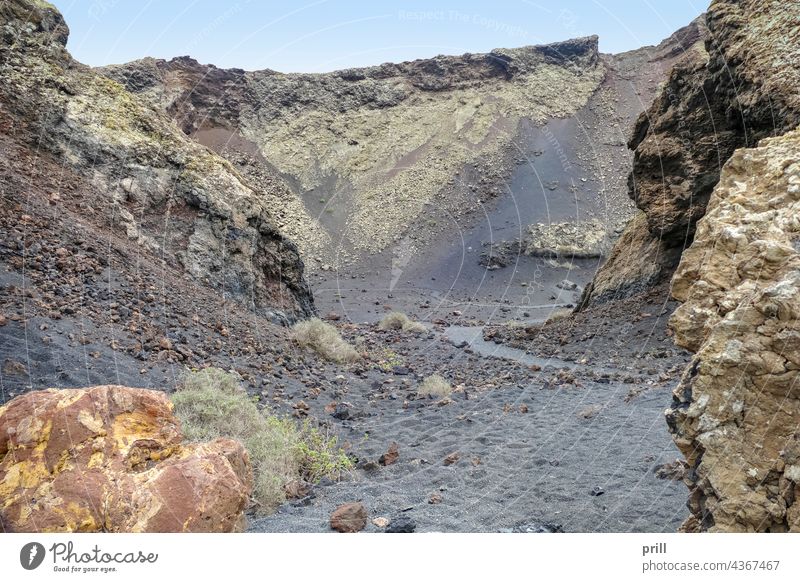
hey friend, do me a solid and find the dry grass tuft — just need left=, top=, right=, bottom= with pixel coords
left=378, top=311, right=427, bottom=333
left=292, top=318, right=360, bottom=363
left=417, top=374, right=452, bottom=398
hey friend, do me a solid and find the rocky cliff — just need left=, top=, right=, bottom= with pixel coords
left=0, top=0, right=314, bottom=321
left=581, top=0, right=800, bottom=308
left=101, top=37, right=606, bottom=269
left=596, top=0, right=800, bottom=532
left=667, top=127, right=800, bottom=532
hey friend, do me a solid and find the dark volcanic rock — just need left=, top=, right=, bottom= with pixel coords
left=386, top=515, right=416, bottom=533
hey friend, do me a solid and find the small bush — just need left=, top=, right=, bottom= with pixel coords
left=295, top=421, right=353, bottom=483
left=375, top=348, right=405, bottom=372
left=417, top=374, right=452, bottom=398
left=292, top=318, right=360, bottom=363
left=378, top=311, right=426, bottom=333
left=172, top=368, right=353, bottom=514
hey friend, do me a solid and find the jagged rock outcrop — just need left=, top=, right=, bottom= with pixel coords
left=666, top=128, right=800, bottom=532
left=0, top=0, right=314, bottom=321
left=578, top=212, right=683, bottom=308
left=0, top=386, right=252, bottom=532
left=581, top=0, right=800, bottom=308
left=101, top=37, right=606, bottom=267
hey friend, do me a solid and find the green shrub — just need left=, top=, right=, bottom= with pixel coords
left=292, top=318, right=360, bottom=363
left=417, top=374, right=452, bottom=398
left=295, top=421, right=353, bottom=483
left=172, top=368, right=353, bottom=514
left=378, top=311, right=427, bottom=333
left=375, top=348, right=405, bottom=372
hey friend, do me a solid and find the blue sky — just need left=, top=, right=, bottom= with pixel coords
left=51, top=0, right=705, bottom=73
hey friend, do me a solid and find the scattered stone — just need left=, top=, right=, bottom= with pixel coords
left=428, top=493, right=443, bottom=504
left=386, top=515, right=416, bottom=533
left=332, top=403, right=352, bottom=420
left=372, top=517, right=389, bottom=528
left=379, top=441, right=400, bottom=466
left=502, top=521, right=564, bottom=533
left=330, top=502, right=367, bottom=533
left=2, top=358, right=27, bottom=376
left=577, top=404, right=602, bottom=419
left=556, top=279, right=578, bottom=291
left=358, top=460, right=380, bottom=472
left=444, top=452, right=460, bottom=466
left=284, top=480, right=312, bottom=499
left=292, top=400, right=310, bottom=418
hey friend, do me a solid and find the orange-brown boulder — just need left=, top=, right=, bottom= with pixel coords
left=330, top=502, right=367, bottom=533
left=0, top=386, right=252, bottom=532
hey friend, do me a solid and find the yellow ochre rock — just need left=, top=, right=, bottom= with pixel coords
left=0, top=385, right=252, bottom=532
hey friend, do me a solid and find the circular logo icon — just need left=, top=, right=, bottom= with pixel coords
left=20, top=542, right=46, bottom=570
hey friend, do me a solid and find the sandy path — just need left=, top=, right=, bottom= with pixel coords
left=249, top=323, right=688, bottom=533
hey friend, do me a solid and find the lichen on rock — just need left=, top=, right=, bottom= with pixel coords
left=524, top=219, right=608, bottom=259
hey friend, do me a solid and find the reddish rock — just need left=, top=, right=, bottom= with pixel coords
left=0, top=386, right=253, bottom=532
left=379, top=441, right=400, bottom=466
left=330, top=502, right=367, bottom=533
left=443, top=452, right=460, bottom=466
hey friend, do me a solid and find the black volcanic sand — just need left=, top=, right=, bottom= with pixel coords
left=0, top=193, right=690, bottom=532
left=248, top=294, right=691, bottom=533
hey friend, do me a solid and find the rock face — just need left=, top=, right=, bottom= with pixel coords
left=0, top=0, right=314, bottom=322
left=101, top=38, right=606, bottom=268
left=666, top=128, right=800, bottom=532
left=0, top=386, right=253, bottom=532
left=582, top=1, right=800, bottom=308
left=578, top=212, right=682, bottom=308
